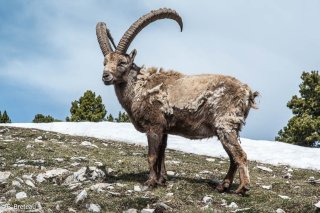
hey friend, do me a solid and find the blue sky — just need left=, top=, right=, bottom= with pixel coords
left=1, top=0, right=320, bottom=140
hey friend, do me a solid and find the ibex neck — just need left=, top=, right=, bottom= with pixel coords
left=114, top=70, right=137, bottom=115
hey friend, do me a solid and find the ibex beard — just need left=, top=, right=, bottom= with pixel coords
left=96, top=8, right=258, bottom=195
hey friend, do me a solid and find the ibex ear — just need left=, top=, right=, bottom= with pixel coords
left=129, top=49, right=137, bottom=61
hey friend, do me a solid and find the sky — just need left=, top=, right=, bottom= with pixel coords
left=1, top=0, right=320, bottom=140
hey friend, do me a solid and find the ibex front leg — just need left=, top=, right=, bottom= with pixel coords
left=157, top=134, right=168, bottom=185
left=145, top=128, right=164, bottom=187
left=217, top=129, right=250, bottom=195
left=216, top=144, right=238, bottom=192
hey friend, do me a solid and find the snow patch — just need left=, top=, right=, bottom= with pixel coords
left=2, top=122, right=320, bottom=170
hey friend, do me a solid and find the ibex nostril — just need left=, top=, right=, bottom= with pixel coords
left=102, top=73, right=113, bottom=82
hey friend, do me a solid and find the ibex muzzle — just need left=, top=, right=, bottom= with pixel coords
left=102, top=71, right=113, bottom=84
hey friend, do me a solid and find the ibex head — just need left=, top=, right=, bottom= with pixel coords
left=96, top=8, right=183, bottom=85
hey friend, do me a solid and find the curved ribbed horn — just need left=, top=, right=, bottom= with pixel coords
left=116, top=8, right=183, bottom=54
left=96, top=22, right=114, bottom=56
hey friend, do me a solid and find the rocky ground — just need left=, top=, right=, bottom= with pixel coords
left=0, top=126, right=319, bottom=213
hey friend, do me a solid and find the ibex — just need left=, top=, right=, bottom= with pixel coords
left=96, top=8, right=258, bottom=194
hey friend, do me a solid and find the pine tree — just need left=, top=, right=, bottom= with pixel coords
left=106, top=114, right=114, bottom=122
left=0, top=111, right=11, bottom=123
left=32, top=114, right=56, bottom=123
left=121, top=112, right=130, bottom=122
left=69, top=90, right=107, bottom=122
left=276, top=71, right=320, bottom=146
left=115, top=111, right=121, bottom=122
left=115, top=111, right=130, bottom=122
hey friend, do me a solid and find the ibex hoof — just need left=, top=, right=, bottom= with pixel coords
left=144, top=178, right=158, bottom=188
left=157, top=176, right=167, bottom=186
left=216, top=180, right=231, bottom=193
left=235, top=184, right=250, bottom=195
left=217, top=183, right=229, bottom=193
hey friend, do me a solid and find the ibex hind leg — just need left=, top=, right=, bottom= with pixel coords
left=217, top=129, right=250, bottom=195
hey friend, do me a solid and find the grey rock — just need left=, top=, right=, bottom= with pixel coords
left=283, top=173, right=292, bottom=179
left=233, top=208, right=251, bottom=212
left=133, top=185, right=142, bottom=192
left=0, top=171, right=11, bottom=184
left=56, top=204, right=61, bottom=211
left=71, top=162, right=80, bottom=167
left=35, top=136, right=43, bottom=142
left=68, top=182, right=82, bottom=190
left=107, top=191, right=121, bottom=196
left=107, top=168, right=115, bottom=173
left=12, top=180, right=22, bottom=188
left=261, top=185, right=272, bottom=190
left=306, top=176, right=320, bottom=184
left=90, top=183, right=112, bottom=193
left=227, top=202, right=238, bottom=209
left=157, top=202, right=172, bottom=210
left=200, top=170, right=213, bottom=174
left=37, top=168, right=69, bottom=183
left=276, top=208, right=286, bottom=213
left=94, top=161, right=103, bottom=166
left=123, top=209, right=138, bottom=213
left=70, top=156, right=87, bottom=161
left=64, top=167, right=105, bottom=185
left=0, top=128, right=9, bottom=133
left=141, top=209, right=155, bottom=213
left=25, top=179, right=36, bottom=188
left=16, top=191, right=27, bottom=200
left=202, top=196, right=213, bottom=204
left=54, top=158, right=64, bottom=162
left=86, top=203, right=101, bottom=212
left=116, top=183, right=127, bottom=187
left=75, top=189, right=87, bottom=203
left=81, top=141, right=98, bottom=148
left=167, top=171, right=175, bottom=176
left=166, top=160, right=181, bottom=165
left=278, top=195, right=290, bottom=200
left=206, top=158, right=215, bottom=162
left=34, top=201, right=44, bottom=213
left=22, top=174, right=34, bottom=180
left=256, top=166, right=273, bottom=173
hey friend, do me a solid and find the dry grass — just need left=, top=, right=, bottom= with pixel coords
left=0, top=126, right=319, bottom=212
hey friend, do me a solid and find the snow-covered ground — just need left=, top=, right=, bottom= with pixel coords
left=2, top=122, right=320, bottom=171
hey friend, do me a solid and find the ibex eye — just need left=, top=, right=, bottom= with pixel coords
left=117, top=66, right=126, bottom=72
left=118, top=61, right=126, bottom=66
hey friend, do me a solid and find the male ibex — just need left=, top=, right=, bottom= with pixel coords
left=96, top=8, right=258, bottom=194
